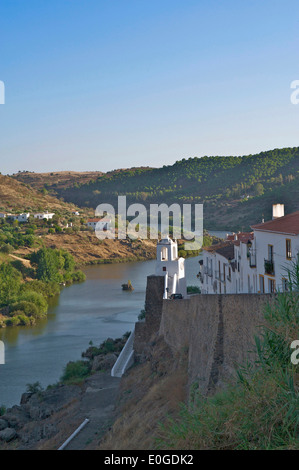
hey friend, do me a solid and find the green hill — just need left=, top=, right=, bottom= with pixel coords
left=14, top=147, right=299, bottom=230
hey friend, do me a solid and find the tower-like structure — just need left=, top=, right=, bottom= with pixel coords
left=155, top=237, right=187, bottom=299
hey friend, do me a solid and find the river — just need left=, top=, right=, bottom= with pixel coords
left=0, top=257, right=201, bottom=408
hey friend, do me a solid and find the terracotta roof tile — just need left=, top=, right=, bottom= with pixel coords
left=251, top=211, right=299, bottom=235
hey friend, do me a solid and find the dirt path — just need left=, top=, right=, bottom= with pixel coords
left=9, top=254, right=31, bottom=267
left=62, top=374, right=121, bottom=450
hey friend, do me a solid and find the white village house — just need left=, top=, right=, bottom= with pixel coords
left=200, top=204, right=299, bottom=294
left=34, top=211, right=55, bottom=220
left=6, top=213, right=30, bottom=223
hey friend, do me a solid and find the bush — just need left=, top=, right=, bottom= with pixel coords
left=18, top=291, right=48, bottom=316
left=0, top=243, right=14, bottom=254
left=187, top=286, right=201, bottom=294
left=10, top=301, right=39, bottom=318
left=26, top=382, right=44, bottom=394
left=60, top=360, right=91, bottom=385
left=71, top=270, right=86, bottom=283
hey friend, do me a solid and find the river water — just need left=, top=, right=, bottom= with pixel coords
left=0, top=257, right=201, bottom=408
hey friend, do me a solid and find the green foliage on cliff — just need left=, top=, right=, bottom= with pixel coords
left=158, top=264, right=299, bottom=450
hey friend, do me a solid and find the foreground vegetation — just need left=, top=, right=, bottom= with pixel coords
left=158, top=265, right=299, bottom=450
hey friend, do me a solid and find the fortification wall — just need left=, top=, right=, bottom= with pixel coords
left=160, top=294, right=274, bottom=394
left=134, top=274, right=275, bottom=395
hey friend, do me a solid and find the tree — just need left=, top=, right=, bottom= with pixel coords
left=253, top=183, right=264, bottom=196
left=0, top=263, right=21, bottom=306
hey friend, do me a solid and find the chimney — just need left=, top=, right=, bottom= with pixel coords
left=272, top=204, right=284, bottom=220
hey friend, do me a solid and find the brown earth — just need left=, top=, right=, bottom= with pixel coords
left=14, top=231, right=157, bottom=265
left=0, top=174, right=81, bottom=213
left=96, top=335, right=189, bottom=451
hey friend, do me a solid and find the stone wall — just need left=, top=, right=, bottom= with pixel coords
left=134, top=275, right=165, bottom=362
left=134, top=275, right=276, bottom=395
left=160, top=293, right=274, bottom=395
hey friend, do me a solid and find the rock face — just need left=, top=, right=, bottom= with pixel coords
left=0, top=428, right=17, bottom=442
left=0, top=419, right=7, bottom=431
left=0, top=384, right=82, bottom=448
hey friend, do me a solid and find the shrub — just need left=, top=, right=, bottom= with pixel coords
left=26, top=382, right=44, bottom=394
left=187, top=285, right=201, bottom=294
left=10, top=301, right=39, bottom=318
left=60, top=360, right=91, bottom=385
left=71, top=270, right=86, bottom=283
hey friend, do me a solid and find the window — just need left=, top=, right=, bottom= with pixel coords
left=286, top=239, right=292, bottom=260
left=268, top=245, right=274, bottom=262
left=282, top=278, right=289, bottom=292
left=161, top=247, right=168, bottom=261
left=259, top=275, right=264, bottom=293
left=269, top=279, right=276, bottom=294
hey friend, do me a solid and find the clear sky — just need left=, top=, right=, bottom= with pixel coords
left=0, top=0, right=298, bottom=174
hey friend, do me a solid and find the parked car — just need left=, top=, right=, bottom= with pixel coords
left=170, top=293, right=183, bottom=300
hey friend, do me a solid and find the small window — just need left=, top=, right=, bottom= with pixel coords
left=282, top=278, right=289, bottom=292
left=268, top=245, right=274, bottom=262
left=269, top=278, right=276, bottom=294
left=161, top=247, right=168, bottom=261
left=286, top=239, right=292, bottom=260
left=259, top=275, right=264, bottom=293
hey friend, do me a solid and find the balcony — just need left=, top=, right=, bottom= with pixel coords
left=264, top=259, right=275, bottom=276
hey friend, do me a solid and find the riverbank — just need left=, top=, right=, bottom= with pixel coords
left=0, top=335, right=126, bottom=449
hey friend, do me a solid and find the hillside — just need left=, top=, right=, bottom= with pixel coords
left=13, top=147, right=299, bottom=230
left=0, top=173, right=81, bottom=214
left=0, top=174, right=156, bottom=265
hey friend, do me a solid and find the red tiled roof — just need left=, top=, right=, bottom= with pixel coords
left=226, top=232, right=254, bottom=243
left=251, top=211, right=299, bottom=235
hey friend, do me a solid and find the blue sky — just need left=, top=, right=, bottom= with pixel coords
left=0, top=0, right=298, bottom=174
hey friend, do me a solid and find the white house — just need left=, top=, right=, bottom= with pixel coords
left=155, top=237, right=187, bottom=299
left=72, top=211, right=80, bottom=216
left=0, top=213, right=6, bottom=218
left=6, top=213, right=30, bottom=223
left=87, top=217, right=111, bottom=230
left=251, top=205, right=299, bottom=293
left=34, top=212, right=55, bottom=220
left=200, top=204, right=299, bottom=294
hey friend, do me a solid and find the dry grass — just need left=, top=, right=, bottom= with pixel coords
left=98, top=336, right=188, bottom=450
left=0, top=174, right=79, bottom=213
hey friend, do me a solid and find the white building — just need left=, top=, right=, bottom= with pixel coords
left=72, top=211, right=80, bottom=216
left=155, top=237, right=187, bottom=299
left=7, top=213, right=30, bottom=222
left=0, top=213, right=6, bottom=218
left=34, top=212, right=55, bottom=220
left=251, top=205, right=299, bottom=293
left=87, top=217, right=111, bottom=230
left=200, top=204, right=299, bottom=294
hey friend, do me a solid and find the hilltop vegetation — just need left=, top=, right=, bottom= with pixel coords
left=13, top=147, right=299, bottom=230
